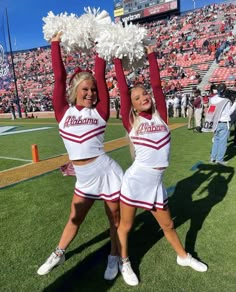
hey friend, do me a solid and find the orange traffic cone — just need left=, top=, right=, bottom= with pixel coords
left=32, top=144, right=39, bottom=163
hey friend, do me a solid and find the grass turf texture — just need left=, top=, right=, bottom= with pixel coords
left=0, top=118, right=126, bottom=171
left=0, top=117, right=236, bottom=291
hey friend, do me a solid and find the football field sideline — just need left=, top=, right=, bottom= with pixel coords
left=0, top=123, right=186, bottom=189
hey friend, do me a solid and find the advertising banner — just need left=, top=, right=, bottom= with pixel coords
left=0, top=10, right=11, bottom=90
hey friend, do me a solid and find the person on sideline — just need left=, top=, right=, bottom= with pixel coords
left=193, top=88, right=203, bottom=133
left=37, top=32, right=123, bottom=280
left=203, top=83, right=236, bottom=165
left=10, top=101, right=16, bottom=120
left=181, top=92, right=188, bottom=118
left=113, top=46, right=208, bottom=286
left=187, top=93, right=194, bottom=129
left=173, top=93, right=181, bottom=118
left=114, top=97, right=121, bottom=119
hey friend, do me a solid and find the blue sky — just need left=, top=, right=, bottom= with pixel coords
left=0, top=0, right=224, bottom=51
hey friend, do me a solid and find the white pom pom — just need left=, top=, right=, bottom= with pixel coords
left=42, top=7, right=112, bottom=52
left=42, top=11, right=69, bottom=42
left=59, top=14, right=82, bottom=51
left=96, top=10, right=107, bottom=20
left=42, top=10, right=95, bottom=52
left=77, top=7, right=112, bottom=45
left=96, top=10, right=111, bottom=24
left=84, top=6, right=100, bottom=16
left=95, top=21, right=148, bottom=65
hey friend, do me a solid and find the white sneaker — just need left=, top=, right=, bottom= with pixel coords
left=177, top=253, right=208, bottom=272
left=216, top=160, right=228, bottom=166
left=37, top=252, right=65, bottom=275
left=119, top=260, right=139, bottom=286
left=104, top=255, right=119, bottom=280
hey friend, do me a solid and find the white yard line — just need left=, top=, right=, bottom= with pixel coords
left=0, top=127, right=53, bottom=135
left=0, top=156, right=32, bottom=162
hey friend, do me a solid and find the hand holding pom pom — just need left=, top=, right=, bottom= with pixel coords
left=145, top=45, right=155, bottom=55
left=51, top=31, right=63, bottom=43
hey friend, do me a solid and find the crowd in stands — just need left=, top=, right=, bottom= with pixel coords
left=0, top=2, right=236, bottom=117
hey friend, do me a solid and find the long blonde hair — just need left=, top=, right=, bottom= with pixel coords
left=127, top=84, right=165, bottom=160
left=129, top=84, right=162, bottom=130
left=68, top=72, right=97, bottom=106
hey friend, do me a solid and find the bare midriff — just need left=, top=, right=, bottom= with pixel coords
left=72, top=156, right=98, bottom=166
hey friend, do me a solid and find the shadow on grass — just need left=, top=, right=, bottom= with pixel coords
left=169, top=163, right=234, bottom=258
left=43, top=241, right=112, bottom=292
left=43, top=164, right=234, bottom=291
left=123, top=163, right=234, bottom=278
left=64, top=230, right=109, bottom=262
left=225, top=132, right=236, bottom=161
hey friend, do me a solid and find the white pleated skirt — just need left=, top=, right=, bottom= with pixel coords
left=73, top=154, right=123, bottom=201
left=120, top=162, right=168, bottom=210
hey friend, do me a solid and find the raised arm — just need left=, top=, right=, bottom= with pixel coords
left=51, top=33, right=68, bottom=123
left=147, top=46, right=167, bottom=123
left=113, top=58, right=131, bottom=131
left=94, top=54, right=110, bottom=121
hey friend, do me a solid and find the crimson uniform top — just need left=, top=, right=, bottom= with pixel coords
left=114, top=53, right=170, bottom=168
left=51, top=41, right=110, bottom=160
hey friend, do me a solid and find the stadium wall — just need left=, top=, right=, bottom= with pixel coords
left=0, top=110, right=118, bottom=119
left=114, top=0, right=180, bottom=24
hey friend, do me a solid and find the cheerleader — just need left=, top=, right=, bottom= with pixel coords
left=113, top=45, right=208, bottom=286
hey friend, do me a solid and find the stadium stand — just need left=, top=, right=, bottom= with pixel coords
left=0, top=2, right=236, bottom=118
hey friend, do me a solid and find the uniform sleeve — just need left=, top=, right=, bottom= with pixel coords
left=94, top=55, right=109, bottom=121
left=148, top=52, right=167, bottom=124
left=51, top=41, right=68, bottom=123
left=113, top=58, right=131, bottom=132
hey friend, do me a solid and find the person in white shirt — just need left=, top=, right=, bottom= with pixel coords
left=166, top=96, right=174, bottom=118
left=181, top=93, right=188, bottom=118
left=173, top=94, right=181, bottom=118
left=209, top=83, right=236, bottom=165
left=187, top=94, right=194, bottom=129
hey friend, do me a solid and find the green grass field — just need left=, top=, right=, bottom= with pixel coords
left=0, top=117, right=236, bottom=292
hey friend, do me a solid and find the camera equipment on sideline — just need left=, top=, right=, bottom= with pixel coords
left=217, top=83, right=227, bottom=96
left=224, top=88, right=236, bottom=103
left=216, top=83, right=236, bottom=103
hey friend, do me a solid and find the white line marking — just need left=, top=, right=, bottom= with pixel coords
left=0, top=126, right=17, bottom=133
left=0, top=156, right=32, bottom=162
left=0, top=127, right=53, bottom=136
